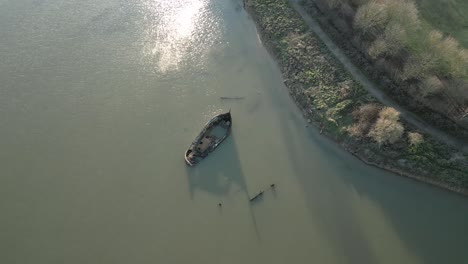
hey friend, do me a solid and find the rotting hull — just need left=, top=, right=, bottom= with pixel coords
left=185, top=111, right=232, bottom=166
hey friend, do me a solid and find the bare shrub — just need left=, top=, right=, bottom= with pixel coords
left=378, top=106, right=400, bottom=121
left=347, top=122, right=367, bottom=137
left=330, top=0, right=468, bottom=130
left=350, top=0, right=370, bottom=6
left=347, top=103, right=381, bottom=137
left=400, top=53, right=436, bottom=81
left=354, top=2, right=388, bottom=35
left=368, top=38, right=387, bottom=58
left=368, top=107, right=404, bottom=145
left=325, top=0, right=344, bottom=9
left=400, top=57, right=423, bottom=81
left=338, top=81, right=352, bottom=99
left=339, top=2, right=355, bottom=18
left=408, top=132, right=424, bottom=146
left=419, top=76, right=443, bottom=97
left=445, top=79, right=468, bottom=117
left=368, top=23, right=406, bottom=58
left=353, top=103, right=381, bottom=121
left=368, top=118, right=404, bottom=145
left=427, top=30, right=443, bottom=45
left=422, top=30, right=468, bottom=79
left=383, top=22, right=406, bottom=50
left=387, top=1, right=420, bottom=31
left=446, top=79, right=468, bottom=105
left=433, top=37, right=468, bottom=78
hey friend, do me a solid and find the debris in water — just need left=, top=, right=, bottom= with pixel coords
left=249, top=191, right=264, bottom=202
left=220, top=96, right=245, bottom=100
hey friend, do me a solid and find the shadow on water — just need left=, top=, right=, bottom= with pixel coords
left=270, top=186, right=277, bottom=199
left=185, top=133, right=247, bottom=198
left=266, top=81, right=468, bottom=263
left=279, top=112, right=379, bottom=263
left=185, top=134, right=261, bottom=240
left=333, top=150, right=468, bottom=264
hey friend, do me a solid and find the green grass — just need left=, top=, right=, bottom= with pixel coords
left=415, top=0, right=468, bottom=48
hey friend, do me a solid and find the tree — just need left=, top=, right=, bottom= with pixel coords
left=387, top=0, right=420, bottom=31
left=419, top=75, right=443, bottom=97
left=325, top=0, right=344, bottom=9
left=368, top=22, right=406, bottom=58
left=378, top=106, right=400, bottom=120
left=408, top=132, right=423, bottom=146
left=354, top=2, right=388, bottom=36
left=400, top=52, right=436, bottom=81
left=347, top=103, right=381, bottom=137
left=350, top=0, right=370, bottom=6
left=368, top=107, right=404, bottom=145
left=432, top=36, right=468, bottom=79
left=420, top=30, right=468, bottom=79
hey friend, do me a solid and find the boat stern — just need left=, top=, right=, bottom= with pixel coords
left=184, top=149, right=196, bottom=166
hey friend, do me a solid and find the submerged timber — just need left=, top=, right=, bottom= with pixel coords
left=185, top=111, right=232, bottom=166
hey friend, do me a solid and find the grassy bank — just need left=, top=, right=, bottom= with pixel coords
left=246, top=0, right=468, bottom=194
left=300, top=0, right=468, bottom=140
left=416, top=0, right=468, bottom=48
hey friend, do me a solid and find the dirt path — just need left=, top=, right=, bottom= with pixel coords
left=288, top=0, right=468, bottom=152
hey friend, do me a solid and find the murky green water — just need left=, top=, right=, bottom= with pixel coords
left=1, top=0, right=467, bottom=263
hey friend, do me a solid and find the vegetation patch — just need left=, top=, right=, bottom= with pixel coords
left=415, top=0, right=468, bottom=48
left=246, top=0, right=468, bottom=193
left=301, top=0, right=468, bottom=140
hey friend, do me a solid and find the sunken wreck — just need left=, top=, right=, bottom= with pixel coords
left=185, top=111, right=232, bottom=166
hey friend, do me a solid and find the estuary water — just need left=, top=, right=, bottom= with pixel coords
left=1, top=0, right=467, bottom=263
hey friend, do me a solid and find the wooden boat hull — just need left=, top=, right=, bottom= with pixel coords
left=185, top=111, right=232, bottom=166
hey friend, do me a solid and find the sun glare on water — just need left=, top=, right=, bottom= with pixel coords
left=139, top=0, right=220, bottom=72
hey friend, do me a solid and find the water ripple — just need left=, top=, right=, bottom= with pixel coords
left=137, top=0, right=222, bottom=73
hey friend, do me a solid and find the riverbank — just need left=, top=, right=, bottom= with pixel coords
left=299, top=0, right=468, bottom=141
left=245, top=0, right=468, bottom=195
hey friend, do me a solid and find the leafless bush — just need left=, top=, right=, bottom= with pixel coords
left=445, top=79, right=468, bottom=115
left=433, top=37, right=468, bottom=79
left=378, top=106, right=400, bottom=120
left=427, top=30, right=443, bottom=45
left=408, top=132, right=424, bottom=146
left=350, top=0, right=370, bottom=6
left=400, top=52, right=436, bottom=81
left=387, top=1, right=420, bottom=31
left=347, top=122, right=367, bottom=137
left=419, top=75, right=443, bottom=97
left=329, top=0, right=468, bottom=128
left=368, top=107, right=404, bottom=145
left=325, top=0, right=344, bottom=9
left=339, top=2, right=355, bottom=17
left=419, top=30, right=468, bottom=79
left=368, top=38, right=387, bottom=58
left=368, top=23, right=406, bottom=58
left=353, top=103, right=381, bottom=121
left=347, top=103, right=381, bottom=137
left=354, top=2, right=388, bottom=35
